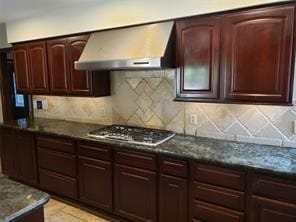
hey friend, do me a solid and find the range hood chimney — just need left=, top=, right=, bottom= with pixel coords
left=75, top=21, right=174, bottom=71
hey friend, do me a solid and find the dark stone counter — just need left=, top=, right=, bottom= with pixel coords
left=2, top=117, right=296, bottom=179
left=0, top=177, right=49, bottom=222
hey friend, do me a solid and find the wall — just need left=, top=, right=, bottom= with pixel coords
left=6, top=0, right=291, bottom=43
left=0, top=23, right=11, bottom=48
left=34, top=70, right=296, bottom=148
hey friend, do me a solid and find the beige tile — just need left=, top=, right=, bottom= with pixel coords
left=273, top=110, right=296, bottom=139
left=238, top=107, right=269, bottom=135
left=127, top=113, right=144, bottom=126
left=257, top=105, right=289, bottom=121
left=111, top=81, right=138, bottom=121
left=126, top=78, right=142, bottom=89
left=256, top=124, right=288, bottom=140
left=146, top=114, right=165, bottom=129
left=224, top=122, right=251, bottom=136
left=145, top=77, right=162, bottom=89
left=136, top=92, right=153, bottom=112
left=166, top=109, right=184, bottom=134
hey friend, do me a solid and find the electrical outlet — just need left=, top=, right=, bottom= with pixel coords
left=33, top=99, right=48, bottom=110
left=190, top=114, right=198, bottom=125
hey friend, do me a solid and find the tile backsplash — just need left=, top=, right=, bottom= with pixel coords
left=33, top=70, right=296, bottom=148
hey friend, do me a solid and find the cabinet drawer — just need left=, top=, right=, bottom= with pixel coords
left=37, top=135, right=75, bottom=154
left=160, top=157, right=188, bottom=178
left=78, top=142, right=111, bottom=161
left=115, top=150, right=156, bottom=171
left=252, top=174, right=296, bottom=204
left=39, top=169, right=77, bottom=199
left=38, top=148, right=77, bottom=177
left=192, top=200, right=244, bottom=222
left=193, top=182, right=245, bottom=211
left=194, top=164, right=245, bottom=190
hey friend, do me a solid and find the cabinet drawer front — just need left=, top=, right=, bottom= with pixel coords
left=192, top=200, right=244, bottom=222
left=38, top=148, right=77, bottom=177
left=160, top=157, right=188, bottom=178
left=37, top=135, right=75, bottom=154
left=194, top=164, right=245, bottom=190
left=78, top=142, right=111, bottom=161
left=115, top=150, right=156, bottom=171
left=252, top=174, right=296, bottom=204
left=193, top=182, right=245, bottom=211
left=39, top=169, right=77, bottom=199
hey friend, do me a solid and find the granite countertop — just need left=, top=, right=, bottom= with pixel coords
left=0, top=177, right=49, bottom=222
left=2, top=118, right=296, bottom=179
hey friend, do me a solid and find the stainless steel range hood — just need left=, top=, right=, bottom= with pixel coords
left=75, top=21, right=174, bottom=71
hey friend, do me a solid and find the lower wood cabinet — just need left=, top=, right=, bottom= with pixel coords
left=39, top=168, right=78, bottom=199
left=1, top=128, right=37, bottom=184
left=78, top=156, right=112, bottom=211
left=251, top=196, right=296, bottom=222
left=159, top=174, right=188, bottom=222
left=114, top=164, right=157, bottom=222
left=192, top=200, right=244, bottom=222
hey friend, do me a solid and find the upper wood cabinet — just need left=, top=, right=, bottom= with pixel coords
left=13, top=42, right=49, bottom=94
left=68, top=35, right=93, bottom=96
left=176, top=4, right=295, bottom=105
left=176, top=16, right=221, bottom=100
left=28, top=42, right=49, bottom=94
left=47, top=38, right=69, bottom=95
left=13, top=34, right=110, bottom=97
left=221, top=5, right=295, bottom=104
left=13, top=45, right=32, bottom=94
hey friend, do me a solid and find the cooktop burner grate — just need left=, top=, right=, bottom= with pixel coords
left=88, top=125, right=175, bottom=146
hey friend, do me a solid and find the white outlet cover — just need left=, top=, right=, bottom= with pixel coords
left=190, top=114, right=198, bottom=125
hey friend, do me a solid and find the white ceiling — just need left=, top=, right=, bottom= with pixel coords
left=0, top=0, right=105, bottom=22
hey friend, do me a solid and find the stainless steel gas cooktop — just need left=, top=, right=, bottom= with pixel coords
left=88, top=125, right=175, bottom=146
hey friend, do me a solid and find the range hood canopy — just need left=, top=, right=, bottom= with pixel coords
left=75, top=21, right=174, bottom=71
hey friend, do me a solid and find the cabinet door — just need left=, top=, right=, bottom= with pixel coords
left=27, top=41, right=49, bottom=94
left=159, top=174, right=188, bottom=222
left=176, top=16, right=221, bottom=100
left=221, top=6, right=295, bottom=104
left=68, top=35, right=93, bottom=95
left=13, top=44, right=31, bottom=93
left=78, top=156, right=112, bottom=211
left=47, top=38, right=69, bottom=95
left=0, top=128, right=19, bottom=178
left=114, top=164, right=157, bottom=222
left=17, top=131, right=38, bottom=184
left=251, top=196, right=296, bottom=222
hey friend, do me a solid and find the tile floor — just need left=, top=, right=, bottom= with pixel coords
left=44, top=198, right=118, bottom=222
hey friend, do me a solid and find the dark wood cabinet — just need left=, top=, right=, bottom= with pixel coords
left=14, top=42, right=49, bottom=94
left=221, top=5, right=295, bottom=104
left=176, top=16, right=221, bottom=101
left=27, top=42, right=49, bottom=94
left=47, top=38, right=69, bottom=95
left=1, top=128, right=37, bottom=184
left=17, top=131, right=38, bottom=184
left=251, top=196, right=296, bottom=222
left=36, top=135, right=78, bottom=199
left=78, top=156, right=112, bottom=211
left=1, top=128, right=19, bottom=178
left=159, top=174, right=188, bottom=222
left=68, top=35, right=92, bottom=95
left=13, top=34, right=110, bottom=97
left=175, top=5, right=295, bottom=105
left=114, top=164, right=157, bottom=222
left=13, top=44, right=31, bottom=93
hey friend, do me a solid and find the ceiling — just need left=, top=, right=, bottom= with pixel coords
left=0, top=0, right=105, bottom=22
